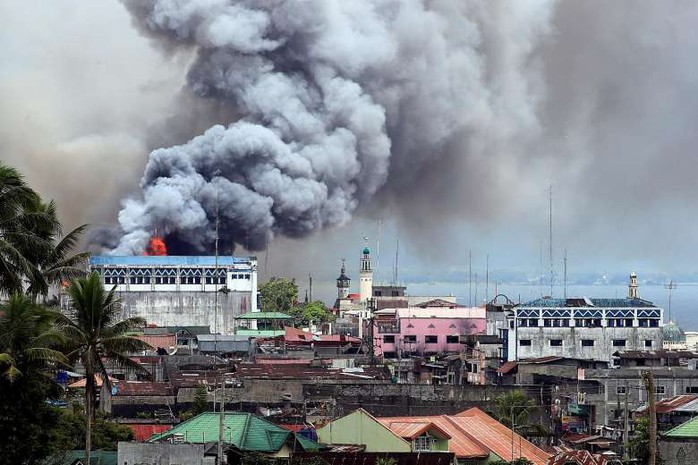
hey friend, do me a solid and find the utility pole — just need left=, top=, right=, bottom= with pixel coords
left=644, top=371, right=657, bottom=465
left=218, top=379, right=225, bottom=464
left=623, top=380, right=629, bottom=460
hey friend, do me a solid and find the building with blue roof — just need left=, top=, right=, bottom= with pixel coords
left=85, top=255, right=258, bottom=334
left=504, top=273, right=664, bottom=363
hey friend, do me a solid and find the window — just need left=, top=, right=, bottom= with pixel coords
left=528, top=319, right=538, bottom=327
left=617, top=386, right=627, bottom=395
left=581, top=339, right=595, bottom=347
left=686, top=386, right=698, bottom=394
left=649, top=319, right=659, bottom=327
left=519, top=339, right=532, bottom=346
left=413, top=434, right=433, bottom=452
left=446, top=335, right=459, bottom=344
left=383, top=335, right=395, bottom=344
left=656, top=385, right=666, bottom=395
left=613, top=339, right=627, bottom=347
left=403, top=335, right=417, bottom=343
left=549, top=339, right=563, bottom=347
left=645, top=339, right=653, bottom=348
left=425, top=335, right=438, bottom=344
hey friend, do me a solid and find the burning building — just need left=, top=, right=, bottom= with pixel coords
left=86, top=251, right=258, bottom=334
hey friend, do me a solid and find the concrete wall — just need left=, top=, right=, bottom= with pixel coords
left=660, top=438, right=698, bottom=465
left=117, top=291, right=251, bottom=334
left=118, top=442, right=205, bottom=465
left=317, top=409, right=412, bottom=452
left=512, top=326, right=662, bottom=362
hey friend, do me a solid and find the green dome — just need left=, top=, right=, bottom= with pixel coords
left=363, top=247, right=370, bottom=254
left=663, top=321, right=686, bottom=343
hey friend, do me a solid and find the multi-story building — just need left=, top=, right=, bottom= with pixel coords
left=505, top=274, right=663, bottom=363
left=373, top=299, right=486, bottom=358
left=83, top=255, right=258, bottom=334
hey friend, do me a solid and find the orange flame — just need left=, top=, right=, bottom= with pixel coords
left=144, top=236, right=167, bottom=256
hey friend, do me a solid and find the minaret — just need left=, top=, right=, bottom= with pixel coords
left=628, top=272, right=639, bottom=299
left=359, top=242, right=373, bottom=303
left=336, top=259, right=350, bottom=299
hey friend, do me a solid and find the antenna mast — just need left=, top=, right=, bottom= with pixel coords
left=665, top=280, right=677, bottom=322
left=563, top=249, right=568, bottom=299
left=468, top=250, right=472, bottom=307
left=485, top=254, right=490, bottom=306
left=549, top=184, right=554, bottom=296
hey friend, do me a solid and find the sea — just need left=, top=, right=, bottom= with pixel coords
left=405, top=283, right=698, bottom=331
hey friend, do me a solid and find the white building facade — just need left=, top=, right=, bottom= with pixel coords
left=506, top=296, right=664, bottom=363
left=85, top=255, right=258, bottom=334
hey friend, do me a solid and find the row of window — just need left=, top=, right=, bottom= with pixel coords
left=617, top=385, right=666, bottom=395
left=383, top=335, right=461, bottom=344
left=104, top=276, right=226, bottom=285
left=519, top=338, right=654, bottom=348
left=516, top=318, right=660, bottom=328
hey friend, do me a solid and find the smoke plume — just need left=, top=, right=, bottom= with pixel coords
left=108, top=0, right=554, bottom=254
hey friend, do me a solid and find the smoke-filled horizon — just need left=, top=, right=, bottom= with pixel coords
left=4, top=1, right=698, bottom=276
left=102, top=0, right=554, bottom=255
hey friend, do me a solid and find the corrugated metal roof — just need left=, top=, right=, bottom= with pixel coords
left=665, top=416, right=698, bottom=438
left=148, top=412, right=317, bottom=451
left=124, top=424, right=173, bottom=441
left=382, top=421, right=451, bottom=440
left=90, top=255, right=253, bottom=266
left=518, top=297, right=658, bottom=308
left=454, top=408, right=551, bottom=465
left=377, top=416, right=489, bottom=459
left=635, top=395, right=698, bottom=414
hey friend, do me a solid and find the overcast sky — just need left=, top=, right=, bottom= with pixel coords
left=2, top=1, right=698, bottom=302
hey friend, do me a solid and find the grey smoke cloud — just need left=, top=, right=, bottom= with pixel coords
left=112, top=0, right=555, bottom=254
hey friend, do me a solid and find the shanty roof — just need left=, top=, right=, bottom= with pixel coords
left=292, top=452, right=455, bottom=465
left=413, top=298, right=464, bottom=308
left=122, top=424, right=173, bottom=441
left=518, top=297, right=658, bottom=308
left=665, top=415, right=698, bottom=438
left=113, top=381, right=173, bottom=397
left=236, top=363, right=390, bottom=380
left=132, top=333, right=176, bottom=349
left=90, top=255, right=253, bottom=267
left=67, top=375, right=118, bottom=389
left=548, top=449, right=616, bottom=465
left=148, top=412, right=318, bottom=451
left=613, top=350, right=698, bottom=359
left=635, top=395, right=698, bottom=414
left=375, top=307, right=486, bottom=319
left=497, top=361, right=518, bottom=374
left=235, top=311, right=294, bottom=320
left=145, top=325, right=211, bottom=335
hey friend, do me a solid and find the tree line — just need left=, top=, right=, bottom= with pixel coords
left=0, top=162, right=151, bottom=464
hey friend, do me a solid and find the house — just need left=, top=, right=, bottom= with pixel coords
left=317, top=407, right=551, bottom=465
left=148, top=412, right=318, bottom=459
left=117, top=443, right=211, bottom=465
left=660, top=415, right=698, bottom=465
left=51, top=450, right=118, bottom=465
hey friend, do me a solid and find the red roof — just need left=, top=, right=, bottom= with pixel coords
left=133, top=333, right=176, bottom=350
left=284, top=327, right=362, bottom=346
left=498, top=361, right=518, bottom=374
left=636, top=394, right=698, bottom=414
left=380, top=421, right=452, bottom=440
left=124, top=424, right=172, bottom=441
left=115, top=381, right=173, bottom=396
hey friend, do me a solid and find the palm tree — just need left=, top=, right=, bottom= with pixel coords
left=0, top=294, right=66, bottom=381
left=494, top=389, right=536, bottom=428
left=0, top=163, right=60, bottom=295
left=57, top=273, right=151, bottom=463
left=0, top=294, right=68, bottom=464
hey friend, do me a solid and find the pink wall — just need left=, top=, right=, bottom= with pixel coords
left=375, top=317, right=486, bottom=356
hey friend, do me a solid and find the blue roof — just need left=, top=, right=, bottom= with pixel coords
left=518, top=297, right=658, bottom=308
left=89, top=255, right=253, bottom=267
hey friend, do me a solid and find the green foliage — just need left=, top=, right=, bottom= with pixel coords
left=628, top=416, right=664, bottom=464
left=291, top=300, right=334, bottom=324
left=179, top=410, right=195, bottom=421
left=376, top=458, right=397, bottom=465
left=191, top=383, right=210, bottom=415
left=494, top=389, right=536, bottom=428
left=259, top=277, right=298, bottom=312
left=0, top=162, right=86, bottom=298
left=51, top=410, right=134, bottom=451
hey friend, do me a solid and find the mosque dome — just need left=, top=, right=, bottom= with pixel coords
left=663, top=320, right=686, bottom=344
left=363, top=247, right=370, bottom=255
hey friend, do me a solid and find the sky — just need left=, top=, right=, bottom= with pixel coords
left=2, top=1, right=698, bottom=304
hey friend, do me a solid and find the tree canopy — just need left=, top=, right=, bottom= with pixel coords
left=290, top=300, right=334, bottom=324
left=259, top=277, right=298, bottom=312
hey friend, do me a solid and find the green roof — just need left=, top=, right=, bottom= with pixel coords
left=149, top=412, right=317, bottom=452
left=665, top=416, right=698, bottom=438
left=235, top=311, right=294, bottom=320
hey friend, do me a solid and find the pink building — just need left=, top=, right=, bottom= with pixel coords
left=373, top=299, right=486, bottom=358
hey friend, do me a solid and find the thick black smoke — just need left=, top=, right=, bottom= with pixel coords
left=110, top=0, right=553, bottom=254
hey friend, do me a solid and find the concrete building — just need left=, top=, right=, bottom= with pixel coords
left=374, top=300, right=486, bottom=358
left=505, top=275, right=663, bottom=363
left=86, top=255, right=258, bottom=334
left=359, top=246, right=373, bottom=303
